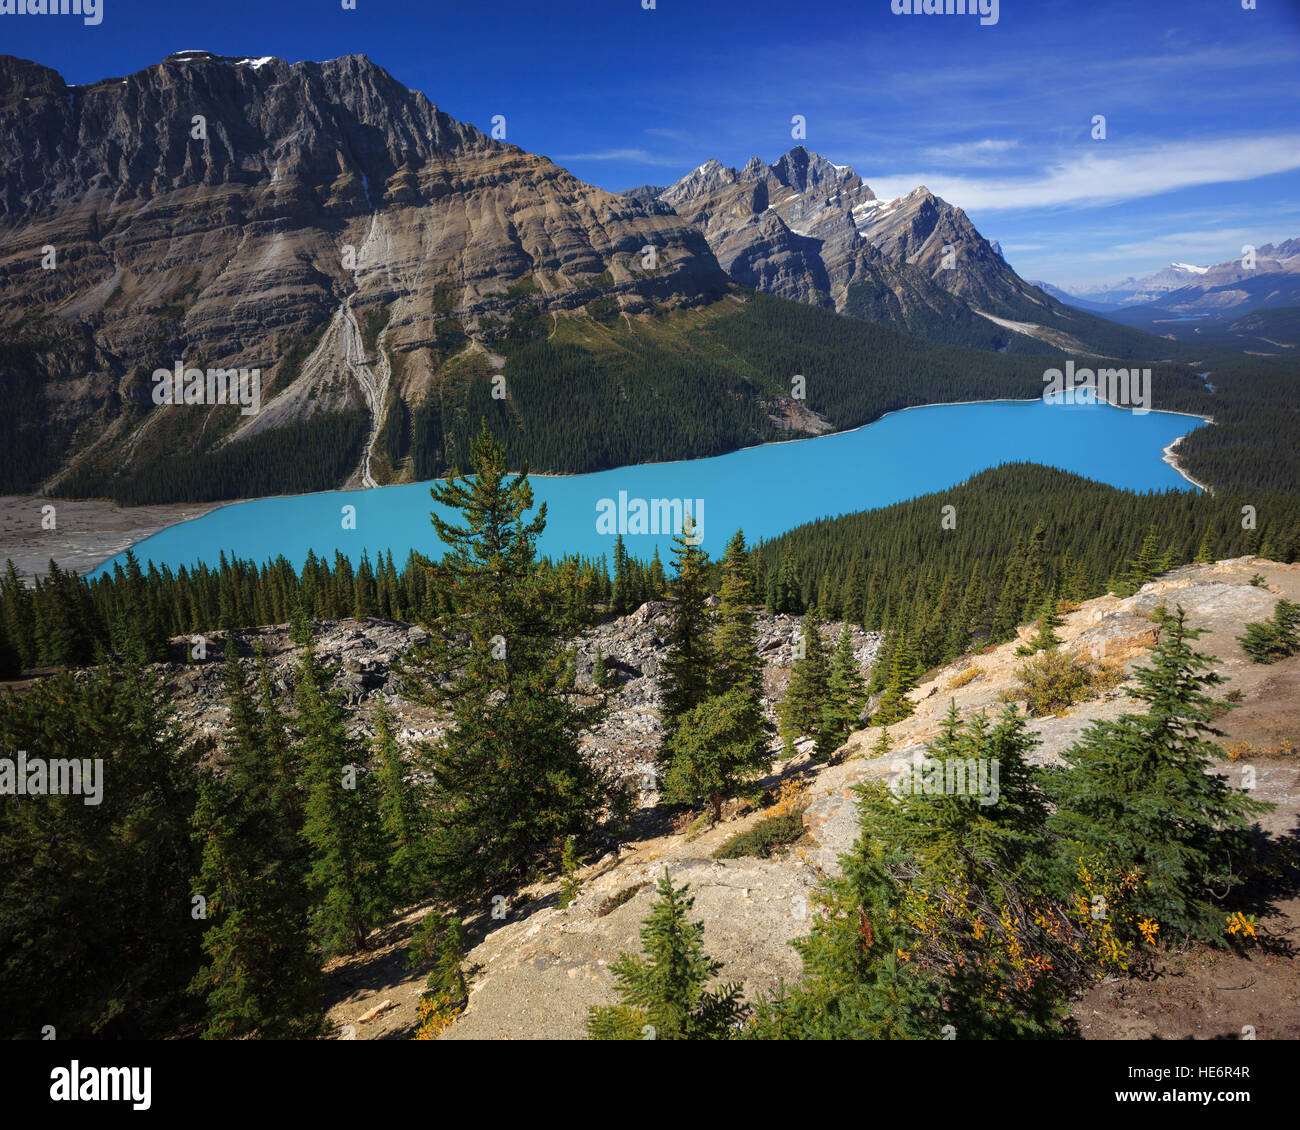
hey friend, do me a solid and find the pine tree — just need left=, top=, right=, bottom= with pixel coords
left=587, top=872, right=746, bottom=1040
left=611, top=534, right=631, bottom=615
left=1016, top=593, right=1065, bottom=656
left=298, top=645, right=388, bottom=956
left=711, top=530, right=763, bottom=698
left=1111, top=524, right=1174, bottom=596
left=775, top=555, right=804, bottom=614
left=863, top=702, right=1049, bottom=880
left=648, top=546, right=666, bottom=599
left=659, top=514, right=713, bottom=737
left=778, top=605, right=830, bottom=756
left=396, top=421, right=608, bottom=904
left=408, top=911, right=472, bottom=1039
left=754, top=705, right=1068, bottom=1041
left=0, top=661, right=204, bottom=1038
left=1238, top=598, right=1300, bottom=663
left=373, top=698, right=430, bottom=909
left=749, top=845, right=943, bottom=1040
left=191, top=650, right=322, bottom=1038
left=822, top=623, right=867, bottom=755
left=659, top=687, right=773, bottom=822
left=871, top=630, right=918, bottom=727
left=1046, top=606, right=1273, bottom=938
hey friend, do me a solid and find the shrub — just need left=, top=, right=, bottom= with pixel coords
left=557, top=837, right=582, bottom=909
left=597, top=883, right=647, bottom=918
left=945, top=665, right=982, bottom=690
left=407, top=912, right=471, bottom=1040
left=1013, top=651, right=1105, bottom=717
left=711, top=811, right=805, bottom=860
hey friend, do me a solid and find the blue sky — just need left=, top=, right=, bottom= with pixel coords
left=5, top=0, right=1299, bottom=289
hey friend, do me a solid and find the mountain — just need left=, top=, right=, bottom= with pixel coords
left=1027, top=280, right=1124, bottom=314
left=640, top=146, right=1170, bottom=357
left=1042, top=243, right=1300, bottom=330
left=0, top=51, right=729, bottom=496
left=0, top=54, right=1202, bottom=506
left=1060, top=262, right=1212, bottom=308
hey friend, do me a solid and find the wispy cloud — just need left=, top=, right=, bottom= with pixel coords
left=867, top=134, right=1300, bottom=211
left=554, top=147, right=685, bottom=167
left=922, top=138, right=1020, bottom=166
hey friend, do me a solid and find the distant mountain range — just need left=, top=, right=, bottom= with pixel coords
left=1036, top=241, right=1300, bottom=323
left=0, top=50, right=1198, bottom=505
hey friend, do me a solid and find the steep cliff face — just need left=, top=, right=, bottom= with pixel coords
left=0, top=51, right=730, bottom=496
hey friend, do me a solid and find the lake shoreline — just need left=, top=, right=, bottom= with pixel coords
left=9, top=397, right=1213, bottom=582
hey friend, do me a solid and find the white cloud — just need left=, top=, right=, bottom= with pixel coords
left=555, top=148, right=684, bottom=166
left=922, top=138, right=1020, bottom=166
left=866, top=134, right=1300, bottom=212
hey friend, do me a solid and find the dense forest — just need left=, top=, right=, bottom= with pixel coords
left=6, top=282, right=1297, bottom=505
left=4, top=462, right=1297, bottom=681
left=399, top=292, right=1226, bottom=482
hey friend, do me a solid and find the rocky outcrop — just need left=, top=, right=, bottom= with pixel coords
left=349, top=557, right=1296, bottom=1041
left=159, top=602, right=879, bottom=792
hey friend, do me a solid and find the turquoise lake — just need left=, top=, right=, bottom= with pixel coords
left=90, top=399, right=1205, bottom=578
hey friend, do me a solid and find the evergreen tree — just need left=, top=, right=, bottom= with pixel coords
left=1238, top=598, right=1300, bottom=663
left=749, top=846, right=943, bottom=1040
left=611, top=534, right=631, bottom=615
left=774, top=555, right=804, bottom=614
left=396, top=421, right=608, bottom=904
left=190, top=651, right=322, bottom=1038
left=659, top=687, right=773, bottom=822
left=711, top=530, right=763, bottom=698
left=408, top=911, right=472, bottom=1039
left=777, top=605, right=830, bottom=756
left=822, top=623, right=867, bottom=755
left=373, top=698, right=430, bottom=910
left=558, top=836, right=583, bottom=909
left=754, top=706, right=1071, bottom=1041
left=659, top=515, right=713, bottom=737
left=1111, top=524, right=1174, bottom=596
left=1016, top=594, right=1065, bottom=656
left=1045, top=606, right=1272, bottom=938
left=648, top=546, right=666, bottom=599
left=587, top=872, right=746, bottom=1040
left=0, top=660, right=204, bottom=1038
left=871, top=630, right=918, bottom=728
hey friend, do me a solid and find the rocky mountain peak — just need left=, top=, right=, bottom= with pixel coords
left=769, top=145, right=850, bottom=193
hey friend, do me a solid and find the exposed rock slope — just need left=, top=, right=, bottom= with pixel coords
left=309, top=557, right=1300, bottom=1041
